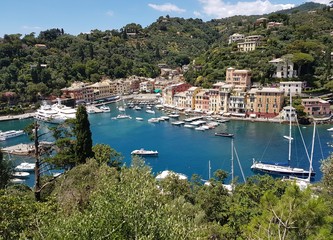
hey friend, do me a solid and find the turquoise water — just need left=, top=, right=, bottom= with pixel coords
left=1, top=102, right=333, bottom=187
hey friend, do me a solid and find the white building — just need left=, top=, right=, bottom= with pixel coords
left=237, top=35, right=263, bottom=52
left=269, top=58, right=297, bottom=79
left=139, top=80, right=154, bottom=93
left=228, top=33, right=245, bottom=44
left=279, top=81, right=303, bottom=96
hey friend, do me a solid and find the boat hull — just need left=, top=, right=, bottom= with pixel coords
left=251, top=162, right=315, bottom=179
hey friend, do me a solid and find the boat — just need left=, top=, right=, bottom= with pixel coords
left=327, top=127, right=333, bottom=131
left=251, top=95, right=316, bottom=179
left=86, top=107, right=96, bottom=114
left=171, top=121, right=185, bottom=126
left=35, top=98, right=76, bottom=124
left=12, top=171, right=30, bottom=179
left=146, top=109, right=155, bottom=114
left=168, top=114, right=180, bottom=118
left=223, top=138, right=246, bottom=191
left=133, top=105, right=142, bottom=110
left=10, top=178, right=25, bottom=183
left=0, top=129, right=25, bottom=141
left=184, top=124, right=195, bottom=128
left=131, top=148, right=158, bottom=156
left=118, top=106, right=126, bottom=112
left=159, top=116, right=170, bottom=121
left=156, top=170, right=187, bottom=181
left=15, top=162, right=35, bottom=172
left=136, top=117, right=143, bottom=121
left=215, top=132, right=234, bottom=137
left=148, top=118, right=159, bottom=123
left=116, top=114, right=131, bottom=119
left=283, top=136, right=294, bottom=140
left=195, top=126, right=206, bottom=131
left=100, top=105, right=111, bottom=112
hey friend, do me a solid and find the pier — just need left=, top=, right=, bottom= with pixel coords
left=2, top=143, right=34, bottom=156
left=0, top=113, right=35, bottom=122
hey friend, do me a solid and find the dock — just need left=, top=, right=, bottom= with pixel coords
left=2, top=143, right=35, bottom=156
left=0, top=113, right=35, bottom=122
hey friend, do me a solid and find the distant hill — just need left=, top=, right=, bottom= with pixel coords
left=275, top=2, right=326, bottom=14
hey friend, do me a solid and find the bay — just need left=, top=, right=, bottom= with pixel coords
left=1, top=102, right=333, bottom=187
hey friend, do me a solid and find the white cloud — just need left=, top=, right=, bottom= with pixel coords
left=22, top=25, right=42, bottom=30
left=106, top=10, right=114, bottom=17
left=194, top=11, right=202, bottom=17
left=198, top=0, right=295, bottom=18
left=148, top=3, right=186, bottom=13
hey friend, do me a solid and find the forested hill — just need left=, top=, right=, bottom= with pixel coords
left=0, top=2, right=333, bottom=105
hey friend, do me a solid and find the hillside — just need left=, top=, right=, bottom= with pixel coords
left=0, top=2, right=333, bottom=108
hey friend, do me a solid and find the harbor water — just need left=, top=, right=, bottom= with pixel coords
left=1, top=102, right=333, bottom=187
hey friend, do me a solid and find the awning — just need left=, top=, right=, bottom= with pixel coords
left=231, top=113, right=246, bottom=117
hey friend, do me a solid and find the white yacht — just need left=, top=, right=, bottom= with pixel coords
left=131, top=148, right=158, bottom=157
left=35, top=98, right=77, bottom=124
left=15, top=162, right=35, bottom=172
left=0, top=129, right=25, bottom=141
left=146, top=109, right=155, bottom=114
left=100, top=105, right=111, bottom=112
left=12, top=171, right=30, bottom=179
left=116, top=114, right=131, bottom=119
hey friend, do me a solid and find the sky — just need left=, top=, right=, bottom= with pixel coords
left=0, top=0, right=330, bottom=37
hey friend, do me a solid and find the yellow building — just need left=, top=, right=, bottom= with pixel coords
left=88, top=80, right=113, bottom=100
left=185, top=87, right=201, bottom=110
left=247, top=87, right=284, bottom=118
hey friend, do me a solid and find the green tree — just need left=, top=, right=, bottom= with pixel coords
left=292, top=52, right=314, bottom=77
left=0, top=191, right=37, bottom=239
left=92, top=144, right=123, bottom=168
left=245, top=184, right=333, bottom=239
left=0, top=150, right=12, bottom=188
left=74, top=105, right=93, bottom=164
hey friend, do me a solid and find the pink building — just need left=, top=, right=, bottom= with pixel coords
left=226, top=67, right=252, bottom=88
left=301, top=98, right=331, bottom=117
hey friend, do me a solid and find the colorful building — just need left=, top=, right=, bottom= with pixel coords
left=246, top=87, right=284, bottom=118
left=226, top=67, right=252, bottom=88
left=61, top=81, right=94, bottom=104
left=301, top=98, right=331, bottom=117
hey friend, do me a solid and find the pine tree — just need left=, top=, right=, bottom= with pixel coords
left=0, top=150, right=12, bottom=188
left=74, top=105, right=93, bottom=164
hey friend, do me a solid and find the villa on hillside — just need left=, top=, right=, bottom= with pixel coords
left=228, top=33, right=245, bottom=44
left=269, top=57, right=297, bottom=79
left=279, top=81, right=303, bottom=97
left=237, top=35, right=262, bottom=52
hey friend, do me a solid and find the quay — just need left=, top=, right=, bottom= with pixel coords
left=0, top=113, right=34, bottom=122
left=2, top=143, right=34, bottom=156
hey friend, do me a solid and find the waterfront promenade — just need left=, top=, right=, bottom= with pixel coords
left=0, top=113, right=35, bottom=122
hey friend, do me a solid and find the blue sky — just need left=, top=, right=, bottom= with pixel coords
left=0, top=0, right=330, bottom=37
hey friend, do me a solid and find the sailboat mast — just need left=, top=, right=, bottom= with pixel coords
left=288, top=94, right=292, bottom=162
left=231, top=138, right=234, bottom=183
left=308, top=121, right=316, bottom=181
left=208, top=160, right=211, bottom=179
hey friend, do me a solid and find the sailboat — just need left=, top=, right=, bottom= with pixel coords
left=223, top=138, right=246, bottom=191
left=251, top=95, right=316, bottom=179
left=205, top=138, right=246, bottom=191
